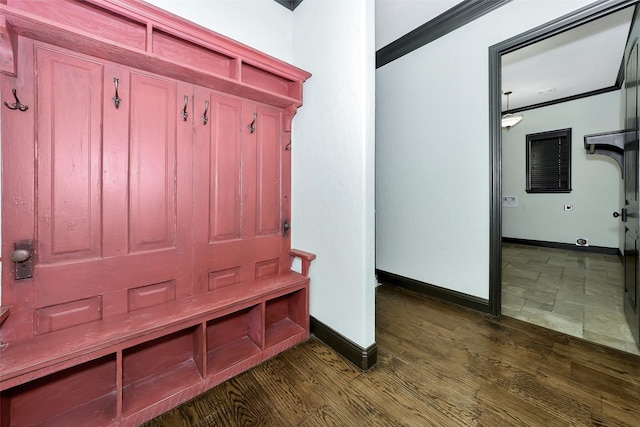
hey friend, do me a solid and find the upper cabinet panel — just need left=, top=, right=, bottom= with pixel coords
left=152, top=29, right=235, bottom=79
left=255, top=106, right=282, bottom=236
left=206, top=94, right=243, bottom=243
left=128, top=72, right=178, bottom=254
left=1, top=0, right=311, bottom=108
left=241, top=63, right=300, bottom=99
left=5, top=0, right=147, bottom=50
left=36, top=45, right=104, bottom=263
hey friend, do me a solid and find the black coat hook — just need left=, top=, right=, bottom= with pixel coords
left=248, top=112, right=256, bottom=134
left=181, top=95, right=189, bottom=121
left=112, top=78, right=121, bottom=109
left=201, top=100, right=209, bottom=125
left=4, top=89, right=28, bottom=112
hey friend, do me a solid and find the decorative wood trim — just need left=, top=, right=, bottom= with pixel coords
left=0, top=0, right=311, bottom=108
left=0, top=16, right=17, bottom=76
left=85, top=0, right=310, bottom=81
left=376, top=270, right=490, bottom=314
left=0, top=307, right=9, bottom=327
left=310, top=316, right=377, bottom=371
left=502, top=237, right=621, bottom=256
left=273, top=0, right=304, bottom=11
left=289, top=249, right=316, bottom=277
left=283, top=105, right=297, bottom=132
left=489, top=0, right=637, bottom=320
left=376, top=0, right=512, bottom=68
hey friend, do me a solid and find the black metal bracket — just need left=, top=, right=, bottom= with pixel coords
left=584, top=130, right=629, bottom=176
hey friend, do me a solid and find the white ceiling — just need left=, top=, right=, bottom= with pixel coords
left=375, top=1, right=635, bottom=113
left=502, top=6, right=634, bottom=111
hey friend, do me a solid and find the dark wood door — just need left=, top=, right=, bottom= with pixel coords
left=624, top=26, right=640, bottom=348
left=1, top=39, right=193, bottom=342
left=192, top=86, right=287, bottom=293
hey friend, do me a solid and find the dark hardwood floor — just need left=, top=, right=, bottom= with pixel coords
left=144, top=284, right=640, bottom=426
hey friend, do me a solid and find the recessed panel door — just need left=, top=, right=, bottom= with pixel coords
left=1, top=40, right=192, bottom=342
left=193, top=87, right=285, bottom=294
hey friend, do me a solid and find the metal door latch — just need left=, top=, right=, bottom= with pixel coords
left=11, top=240, right=33, bottom=280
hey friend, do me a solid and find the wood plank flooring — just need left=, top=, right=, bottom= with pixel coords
left=143, top=284, right=640, bottom=426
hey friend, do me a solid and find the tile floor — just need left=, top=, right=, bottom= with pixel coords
left=501, top=242, right=640, bottom=356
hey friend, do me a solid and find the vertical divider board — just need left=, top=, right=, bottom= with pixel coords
left=116, top=350, right=124, bottom=421
left=259, top=300, right=268, bottom=351
left=195, top=322, right=207, bottom=379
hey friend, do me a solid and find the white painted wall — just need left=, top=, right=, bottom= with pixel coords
left=144, top=0, right=294, bottom=62
left=502, top=91, right=623, bottom=248
left=292, top=0, right=376, bottom=348
left=376, top=0, right=594, bottom=300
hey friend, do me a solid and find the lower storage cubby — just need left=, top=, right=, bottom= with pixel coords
left=1, top=355, right=117, bottom=426
left=122, top=325, right=203, bottom=416
left=206, top=304, right=262, bottom=378
left=0, top=274, right=311, bottom=426
left=264, top=289, right=307, bottom=349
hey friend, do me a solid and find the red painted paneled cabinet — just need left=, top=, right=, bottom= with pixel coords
left=0, top=1, right=314, bottom=425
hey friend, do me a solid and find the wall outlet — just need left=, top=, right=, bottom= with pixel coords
left=576, top=238, right=588, bottom=247
left=502, top=196, right=517, bottom=208
left=564, top=204, right=573, bottom=211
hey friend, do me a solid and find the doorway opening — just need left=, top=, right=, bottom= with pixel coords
left=489, top=0, right=639, bottom=354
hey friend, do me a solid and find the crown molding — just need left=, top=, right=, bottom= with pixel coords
left=376, top=0, right=512, bottom=68
left=273, top=0, right=304, bottom=11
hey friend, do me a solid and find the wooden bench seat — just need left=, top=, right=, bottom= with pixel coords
left=0, top=270, right=308, bottom=390
left=0, top=251, right=314, bottom=425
